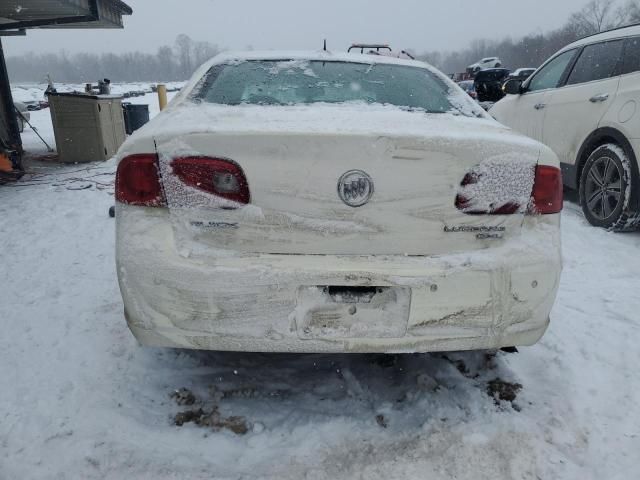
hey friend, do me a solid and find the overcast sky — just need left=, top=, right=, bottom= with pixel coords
left=4, top=0, right=591, bottom=57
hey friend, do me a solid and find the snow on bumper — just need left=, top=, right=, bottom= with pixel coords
left=116, top=208, right=561, bottom=353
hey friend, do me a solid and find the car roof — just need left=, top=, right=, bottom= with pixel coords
left=476, top=68, right=509, bottom=74
left=561, top=23, right=640, bottom=52
left=202, top=50, right=433, bottom=70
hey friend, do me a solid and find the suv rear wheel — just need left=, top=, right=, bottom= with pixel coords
left=579, top=144, right=636, bottom=229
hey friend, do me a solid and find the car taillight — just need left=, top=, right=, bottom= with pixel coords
left=115, top=154, right=166, bottom=207
left=171, top=156, right=250, bottom=205
left=455, top=168, right=522, bottom=215
left=530, top=165, right=563, bottom=214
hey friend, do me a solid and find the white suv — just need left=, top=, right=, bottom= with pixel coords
left=467, top=57, right=502, bottom=73
left=491, top=24, right=640, bottom=230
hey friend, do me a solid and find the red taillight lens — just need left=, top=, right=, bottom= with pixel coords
left=171, top=156, right=250, bottom=205
left=115, top=154, right=166, bottom=207
left=530, top=165, right=563, bottom=214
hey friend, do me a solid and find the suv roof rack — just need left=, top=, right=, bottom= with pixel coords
left=348, top=44, right=392, bottom=54
left=347, top=44, right=415, bottom=60
left=576, top=22, right=640, bottom=43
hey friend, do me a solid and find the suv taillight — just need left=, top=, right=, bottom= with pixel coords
left=530, top=165, right=563, bottom=214
left=171, top=156, right=250, bottom=205
left=115, top=154, right=166, bottom=207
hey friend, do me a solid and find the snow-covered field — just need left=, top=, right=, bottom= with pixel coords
left=1, top=85, right=639, bottom=479
left=10, top=82, right=185, bottom=105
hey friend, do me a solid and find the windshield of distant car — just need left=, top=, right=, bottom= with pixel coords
left=193, top=59, right=462, bottom=115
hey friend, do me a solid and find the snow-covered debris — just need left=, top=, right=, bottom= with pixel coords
left=456, top=155, right=537, bottom=214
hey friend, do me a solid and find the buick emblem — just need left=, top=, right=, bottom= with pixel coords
left=338, top=170, right=374, bottom=207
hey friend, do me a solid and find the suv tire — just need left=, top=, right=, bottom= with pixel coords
left=579, top=143, right=637, bottom=230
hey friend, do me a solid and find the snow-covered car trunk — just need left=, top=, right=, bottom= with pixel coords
left=153, top=106, right=540, bottom=256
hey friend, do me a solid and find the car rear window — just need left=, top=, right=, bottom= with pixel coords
left=192, top=60, right=459, bottom=114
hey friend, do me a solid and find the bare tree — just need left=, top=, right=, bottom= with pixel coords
left=567, top=0, right=619, bottom=36
left=7, top=34, right=220, bottom=82
left=418, top=0, right=639, bottom=75
left=157, top=45, right=176, bottom=80
left=617, top=0, right=640, bottom=24
left=174, top=34, right=194, bottom=79
left=193, top=41, right=220, bottom=68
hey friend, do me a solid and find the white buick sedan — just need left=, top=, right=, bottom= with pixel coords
left=115, top=51, right=562, bottom=353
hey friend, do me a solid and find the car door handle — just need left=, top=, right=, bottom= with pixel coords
left=590, top=93, right=609, bottom=103
left=534, top=103, right=546, bottom=110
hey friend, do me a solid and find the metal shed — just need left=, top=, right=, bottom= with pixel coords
left=0, top=0, right=132, bottom=181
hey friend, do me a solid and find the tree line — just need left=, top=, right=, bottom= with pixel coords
left=7, top=34, right=220, bottom=83
left=419, top=0, right=640, bottom=73
left=6, top=0, right=640, bottom=83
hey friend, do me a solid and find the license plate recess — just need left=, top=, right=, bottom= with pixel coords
left=295, top=286, right=410, bottom=339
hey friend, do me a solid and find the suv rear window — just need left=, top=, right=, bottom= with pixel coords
left=566, top=40, right=624, bottom=85
left=193, top=60, right=459, bottom=114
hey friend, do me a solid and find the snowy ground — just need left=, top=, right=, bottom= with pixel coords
left=1, top=86, right=640, bottom=479
left=10, top=82, right=185, bottom=105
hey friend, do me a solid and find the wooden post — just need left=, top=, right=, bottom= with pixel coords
left=157, top=84, right=168, bottom=111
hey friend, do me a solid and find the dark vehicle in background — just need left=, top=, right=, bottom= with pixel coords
left=474, top=68, right=511, bottom=102
left=508, top=68, right=536, bottom=83
left=457, top=80, right=477, bottom=99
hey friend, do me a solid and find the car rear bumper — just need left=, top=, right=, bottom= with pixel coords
left=116, top=207, right=562, bottom=353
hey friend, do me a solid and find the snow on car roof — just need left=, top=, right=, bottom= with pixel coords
left=202, top=50, right=433, bottom=70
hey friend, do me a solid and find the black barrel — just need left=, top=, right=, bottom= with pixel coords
left=122, top=103, right=150, bottom=134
